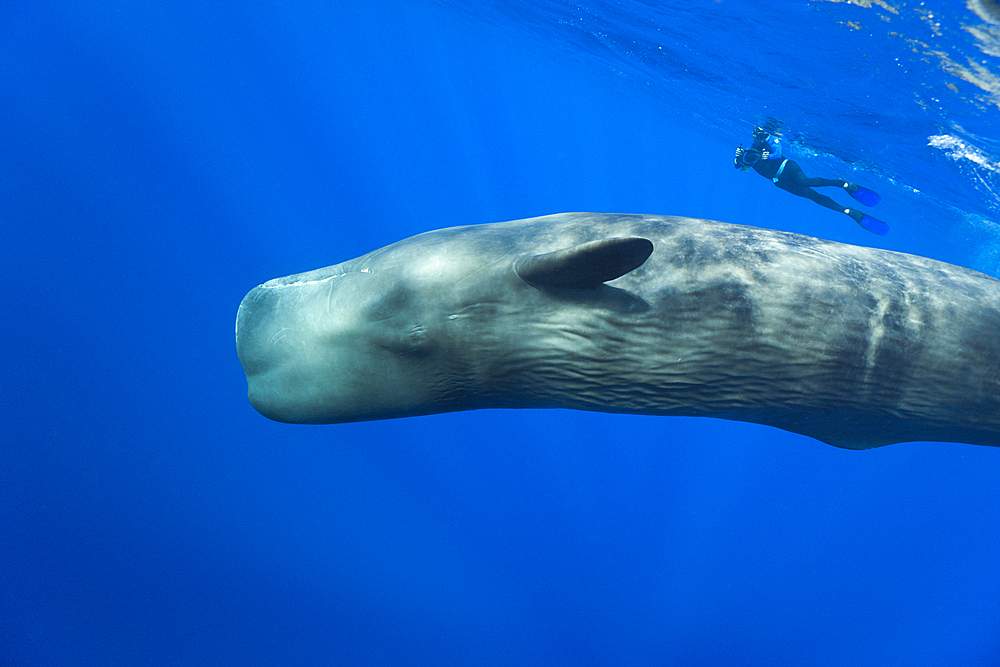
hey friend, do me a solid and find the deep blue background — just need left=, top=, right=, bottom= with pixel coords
left=3, top=2, right=999, bottom=665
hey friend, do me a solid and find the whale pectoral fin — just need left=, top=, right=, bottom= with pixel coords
left=514, top=237, right=654, bottom=289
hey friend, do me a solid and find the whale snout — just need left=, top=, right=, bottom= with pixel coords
left=236, top=283, right=333, bottom=423
left=235, top=284, right=276, bottom=376
left=236, top=274, right=425, bottom=424
left=235, top=284, right=298, bottom=421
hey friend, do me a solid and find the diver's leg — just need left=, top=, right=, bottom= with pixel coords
left=799, top=176, right=879, bottom=206
left=775, top=162, right=879, bottom=226
left=800, top=176, right=849, bottom=188
left=778, top=162, right=849, bottom=190
left=782, top=186, right=845, bottom=212
left=783, top=184, right=866, bottom=223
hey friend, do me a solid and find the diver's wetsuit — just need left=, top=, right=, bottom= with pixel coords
left=753, top=158, right=849, bottom=213
left=747, top=134, right=850, bottom=213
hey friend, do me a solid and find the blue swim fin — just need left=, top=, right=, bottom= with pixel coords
left=849, top=184, right=881, bottom=207
left=858, top=213, right=889, bottom=235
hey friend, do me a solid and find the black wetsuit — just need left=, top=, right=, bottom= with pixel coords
left=751, top=145, right=849, bottom=213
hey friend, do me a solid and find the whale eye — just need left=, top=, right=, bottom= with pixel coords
left=354, top=280, right=433, bottom=356
left=361, top=284, right=410, bottom=322
left=378, top=323, right=431, bottom=356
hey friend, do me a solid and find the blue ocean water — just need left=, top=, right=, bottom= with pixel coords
left=3, top=1, right=999, bottom=665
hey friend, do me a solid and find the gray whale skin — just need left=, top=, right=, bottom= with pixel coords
left=236, top=213, right=1000, bottom=449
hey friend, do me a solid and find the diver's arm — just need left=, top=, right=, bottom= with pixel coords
left=760, top=136, right=782, bottom=160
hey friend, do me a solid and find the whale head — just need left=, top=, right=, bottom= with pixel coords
left=236, top=267, right=433, bottom=423
left=235, top=224, right=654, bottom=424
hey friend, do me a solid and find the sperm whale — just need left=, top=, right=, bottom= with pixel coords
left=236, top=213, right=1000, bottom=449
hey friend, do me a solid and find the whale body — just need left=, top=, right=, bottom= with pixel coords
left=235, top=213, right=1000, bottom=449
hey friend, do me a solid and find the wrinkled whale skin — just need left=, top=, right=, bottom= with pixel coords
left=236, top=213, right=1000, bottom=449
